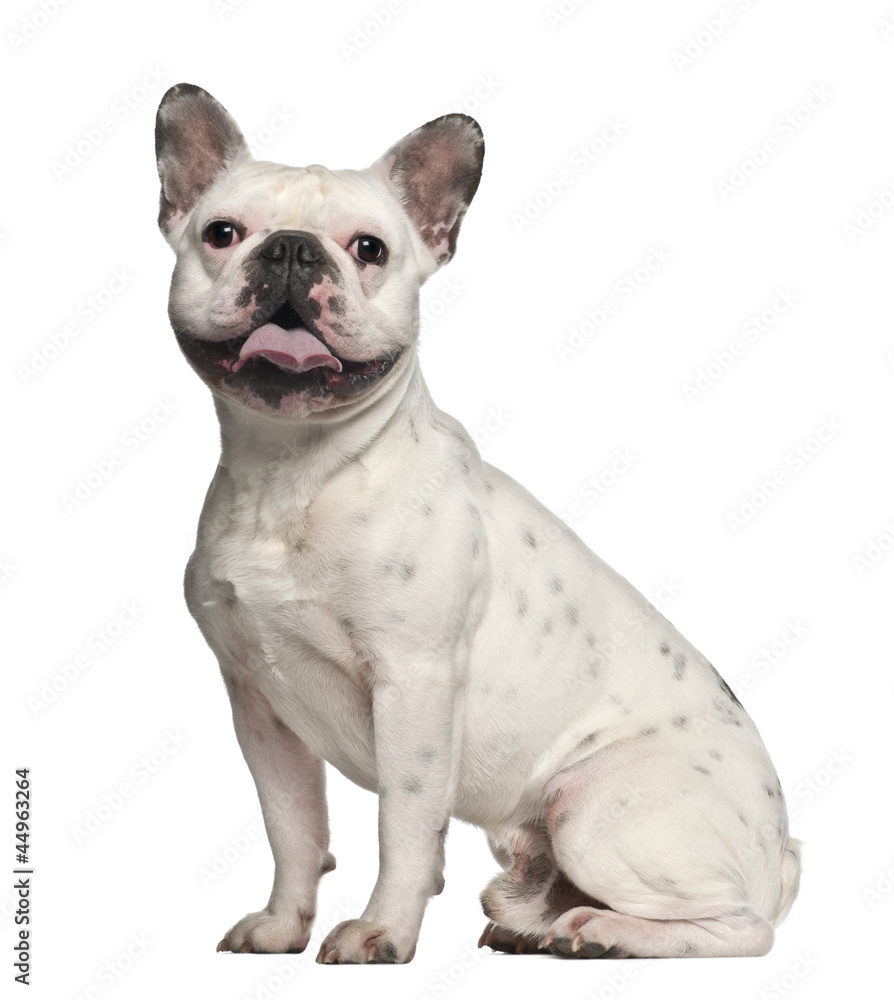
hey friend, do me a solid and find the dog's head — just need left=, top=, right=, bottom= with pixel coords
left=155, top=84, right=483, bottom=419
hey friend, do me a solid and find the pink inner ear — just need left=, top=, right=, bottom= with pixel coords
left=377, top=114, right=483, bottom=264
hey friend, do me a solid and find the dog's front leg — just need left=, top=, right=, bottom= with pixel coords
left=217, top=675, right=334, bottom=954
left=317, top=668, right=459, bottom=964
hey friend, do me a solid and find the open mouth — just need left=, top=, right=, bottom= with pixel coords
left=178, top=303, right=399, bottom=399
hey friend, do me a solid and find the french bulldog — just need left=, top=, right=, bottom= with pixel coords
left=155, top=83, right=800, bottom=963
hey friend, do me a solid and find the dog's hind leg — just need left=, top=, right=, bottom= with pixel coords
left=538, top=736, right=798, bottom=958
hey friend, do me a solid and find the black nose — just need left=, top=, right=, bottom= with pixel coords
left=258, top=230, right=323, bottom=267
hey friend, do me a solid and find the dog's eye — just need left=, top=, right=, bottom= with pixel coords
left=203, top=221, right=241, bottom=250
left=353, top=235, right=385, bottom=264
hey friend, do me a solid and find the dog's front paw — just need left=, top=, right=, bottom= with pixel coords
left=315, top=919, right=415, bottom=964
left=217, top=908, right=312, bottom=954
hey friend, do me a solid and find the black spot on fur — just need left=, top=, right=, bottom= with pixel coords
left=693, top=765, right=711, bottom=776
left=708, top=749, right=723, bottom=761
left=565, top=605, right=579, bottom=626
left=673, top=653, right=686, bottom=680
left=710, top=663, right=744, bottom=707
left=402, top=776, right=422, bottom=794
left=523, top=529, right=537, bottom=549
left=549, top=576, right=564, bottom=593
left=672, top=715, right=688, bottom=729
left=639, top=725, right=659, bottom=736
left=515, top=590, right=528, bottom=616
left=660, top=643, right=671, bottom=656
left=712, top=697, right=742, bottom=726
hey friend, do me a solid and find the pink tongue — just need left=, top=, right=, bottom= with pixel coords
left=233, top=323, right=342, bottom=374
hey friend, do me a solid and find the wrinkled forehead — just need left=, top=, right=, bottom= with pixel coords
left=196, top=161, right=402, bottom=238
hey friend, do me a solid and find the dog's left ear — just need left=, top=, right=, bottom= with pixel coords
left=372, top=114, right=484, bottom=267
left=155, top=83, right=252, bottom=240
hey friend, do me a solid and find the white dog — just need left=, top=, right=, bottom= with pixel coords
left=155, top=84, right=800, bottom=963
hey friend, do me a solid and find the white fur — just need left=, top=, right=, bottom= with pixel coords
left=160, top=94, right=800, bottom=963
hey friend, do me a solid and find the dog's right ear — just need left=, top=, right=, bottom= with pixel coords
left=155, top=83, right=251, bottom=241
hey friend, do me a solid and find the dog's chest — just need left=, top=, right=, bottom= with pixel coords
left=185, top=464, right=380, bottom=781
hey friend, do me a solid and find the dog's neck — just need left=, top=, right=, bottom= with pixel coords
left=211, top=348, right=431, bottom=499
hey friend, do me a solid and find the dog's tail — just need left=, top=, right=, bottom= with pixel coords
left=771, top=838, right=803, bottom=926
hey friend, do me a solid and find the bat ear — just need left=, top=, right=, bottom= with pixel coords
left=155, top=83, right=251, bottom=237
left=371, top=114, right=484, bottom=267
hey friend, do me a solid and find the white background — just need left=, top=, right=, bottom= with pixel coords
left=4, top=0, right=894, bottom=998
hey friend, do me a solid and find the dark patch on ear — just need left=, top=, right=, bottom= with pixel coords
left=155, top=83, right=250, bottom=232
left=377, top=114, right=484, bottom=265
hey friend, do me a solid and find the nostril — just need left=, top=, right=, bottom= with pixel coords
left=260, top=237, right=285, bottom=261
